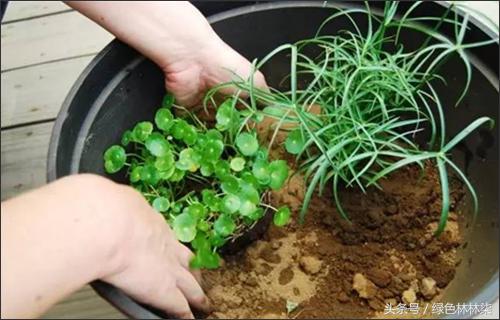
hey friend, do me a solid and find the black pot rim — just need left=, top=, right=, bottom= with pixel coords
left=46, top=1, right=499, bottom=319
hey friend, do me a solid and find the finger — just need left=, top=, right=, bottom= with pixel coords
left=176, top=244, right=203, bottom=284
left=252, top=70, right=269, bottom=92
left=175, top=267, right=211, bottom=314
left=160, top=287, right=195, bottom=319
left=217, top=69, right=269, bottom=98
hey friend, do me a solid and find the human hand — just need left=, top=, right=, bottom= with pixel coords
left=67, top=1, right=267, bottom=106
left=97, top=176, right=210, bottom=318
left=160, top=27, right=268, bottom=106
left=1, top=174, right=208, bottom=319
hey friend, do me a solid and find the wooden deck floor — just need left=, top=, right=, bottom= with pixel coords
left=1, top=1, right=498, bottom=319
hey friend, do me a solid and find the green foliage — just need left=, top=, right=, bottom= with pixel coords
left=274, top=207, right=292, bottom=227
left=103, top=145, right=126, bottom=173
left=103, top=93, right=291, bottom=269
left=236, top=132, right=259, bottom=156
left=203, top=1, right=497, bottom=236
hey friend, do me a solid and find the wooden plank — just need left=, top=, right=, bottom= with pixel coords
left=2, top=1, right=71, bottom=23
left=42, top=286, right=124, bottom=319
left=1, top=11, right=112, bottom=70
left=0, top=122, right=52, bottom=200
left=1, top=55, right=94, bottom=128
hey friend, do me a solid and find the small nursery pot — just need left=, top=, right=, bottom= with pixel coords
left=47, top=1, right=498, bottom=319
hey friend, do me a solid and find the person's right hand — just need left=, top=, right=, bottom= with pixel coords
left=96, top=175, right=210, bottom=319
left=1, top=174, right=209, bottom=319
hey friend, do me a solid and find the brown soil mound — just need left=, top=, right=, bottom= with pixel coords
left=201, top=163, right=466, bottom=319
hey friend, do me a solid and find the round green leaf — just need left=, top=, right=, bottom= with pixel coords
left=214, top=160, right=230, bottom=180
left=159, top=165, right=176, bottom=180
left=221, top=175, right=240, bottom=194
left=152, top=197, right=170, bottom=212
left=202, top=189, right=220, bottom=211
left=155, top=108, right=174, bottom=131
left=140, top=164, right=160, bottom=185
left=162, top=93, right=175, bottom=108
left=273, top=207, right=291, bottom=226
left=239, top=199, right=257, bottom=217
left=236, top=132, right=259, bottom=156
left=172, top=202, right=184, bottom=213
left=210, top=234, right=228, bottom=248
left=206, top=129, right=223, bottom=141
left=176, top=148, right=200, bottom=172
left=255, top=147, right=269, bottom=161
left=222, top=194, right=240, bottom=214
left=192, top=233, right=210, bottom=251
left=145, top=133, right=170, bottom=157
left=172, top=120, right=189, bottom=140
left=197, top=220, right=210, bottom=232
left=285, top=129, right=305, bottom=154
left=203, top=140, right=224, bottom=163
left=195, top=134, right=207, bottom=148
left=190, top=247, right=220, bottom=269
left=121, top=130, right=133, bottom=146
left=230, top=157, right=246, bottom=172
left=252, top=159, right=270, bottom=184
left=200, top=162, right=214, bottom=177
left=268, top=160, right=289, bottom=190
left=238, top=181, right=260, bottom=204
left=173, top=212, right=197, bottom=242
left=214, top=214, right=236, bottom=237
left=103, top=145, right=126, bottom=173
left=133, top=121, right=153, bottom=141
left=187, top=203, right=207, bottom=220
left=247, top=207, right=264, bottom=221
left=241, top=171, right=260, bottom=190
left=129, top=166, right=142, bottom=183
left=202, top=189, right=216, bottom=204
left=183, top=125, right=198, bottom=146
left=154, top=151, right=174, bottom=171
left=216, top=99, right=235, bottom=130
left=169, top=168, right=185, bottom=182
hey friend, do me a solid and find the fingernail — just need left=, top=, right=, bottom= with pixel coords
left=180, top=311, right=194, bottom=319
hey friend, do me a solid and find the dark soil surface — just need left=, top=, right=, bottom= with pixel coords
left=201, top=162, right=466, bottom=319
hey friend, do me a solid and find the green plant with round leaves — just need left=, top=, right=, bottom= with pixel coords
left=103, top=93, right=292, bottom=269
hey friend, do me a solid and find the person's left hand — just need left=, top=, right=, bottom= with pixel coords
left=67, top=1, right=267, bottom=107
left=162, top=36, right=268, bottom=106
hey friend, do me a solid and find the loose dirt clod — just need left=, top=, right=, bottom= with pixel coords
left=337, top=292, right=350, bottom=303
left=353, top=273, right=377, bottom=299
left=299, top=256, right=323, bottom=275
left=402, top=288, right=417, bottom=304
left=367, top=269, right=392, bottom=288
left=421, top=277, right=438, bottom=299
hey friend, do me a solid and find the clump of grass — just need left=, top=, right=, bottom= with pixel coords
left=204, top=1, right=498, bottom=235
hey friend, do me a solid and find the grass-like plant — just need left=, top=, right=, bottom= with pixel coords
left=103, top=94, right=291, bottom=268
left=203, top=1, right=498, bottom=235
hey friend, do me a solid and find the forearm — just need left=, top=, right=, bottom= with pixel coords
left=65, top=1, right=220, bottom=70
left=0, top=176, right=120, bottom=318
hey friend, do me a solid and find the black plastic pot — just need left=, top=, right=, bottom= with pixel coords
left=47, top=1, right=499, bottom=319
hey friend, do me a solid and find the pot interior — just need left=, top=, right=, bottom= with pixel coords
left=49, top=1, right=499, bottom=318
